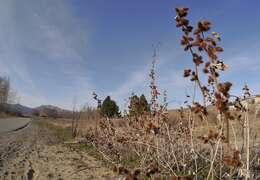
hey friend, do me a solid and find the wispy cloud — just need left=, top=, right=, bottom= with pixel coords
left=0, top=0, right=93, bottom=109
left=108, top=49, right=188, bottom=109
left=226, top=56, right=260, bottom=74
left=109, top=66, right=149, bottom=108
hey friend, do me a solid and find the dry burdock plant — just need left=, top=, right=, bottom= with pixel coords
left=175, top=7, right=260, bottom=179
left=76, top=7, right=260, bottom=180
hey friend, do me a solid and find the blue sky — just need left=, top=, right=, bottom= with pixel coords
left=0, top=0, right=260, bottom=110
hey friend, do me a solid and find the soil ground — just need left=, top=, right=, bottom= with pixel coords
left=0, top=120, right=116, bottom=180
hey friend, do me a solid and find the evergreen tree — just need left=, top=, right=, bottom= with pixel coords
left=128, top=94, right=150, bottom=116
left=139, top=94, right=149, bottom=114
left=129, top=95, right=140, bottom=117
left=101, top=96, right=119, bottom=118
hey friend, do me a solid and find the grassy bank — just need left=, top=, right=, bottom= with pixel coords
left=34, top=119, right=73, bottom=142
left=33, top=119, right=156, bottom=179
left=34, top=119, right=111, bottom=166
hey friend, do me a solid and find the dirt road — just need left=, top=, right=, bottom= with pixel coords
left=0, top=121, right=115, bottom=180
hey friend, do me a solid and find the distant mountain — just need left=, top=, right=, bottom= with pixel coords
left=35, top=105, right=72, bottom=118
left=1, top=103, right=72, bottom=118
left=7, top=104, right=34, bottom=116
left=36, top=105, right=69, bottom=112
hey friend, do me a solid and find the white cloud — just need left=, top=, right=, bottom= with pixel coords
left=110, top=68, right=148, bottom=98
left=108, top=66, right=149, bottom=110
left=108, top=51, right=188, bottom=109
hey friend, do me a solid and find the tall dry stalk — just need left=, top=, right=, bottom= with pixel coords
left=174, top=7, right=245, bottom=179
left=149, top=46, right=160, bottom=117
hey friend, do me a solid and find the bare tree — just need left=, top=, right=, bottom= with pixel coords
left=0, top=76, right=10, bottom=105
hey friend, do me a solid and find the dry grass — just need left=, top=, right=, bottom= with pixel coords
left=48, top=103, right=260, bottom=179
